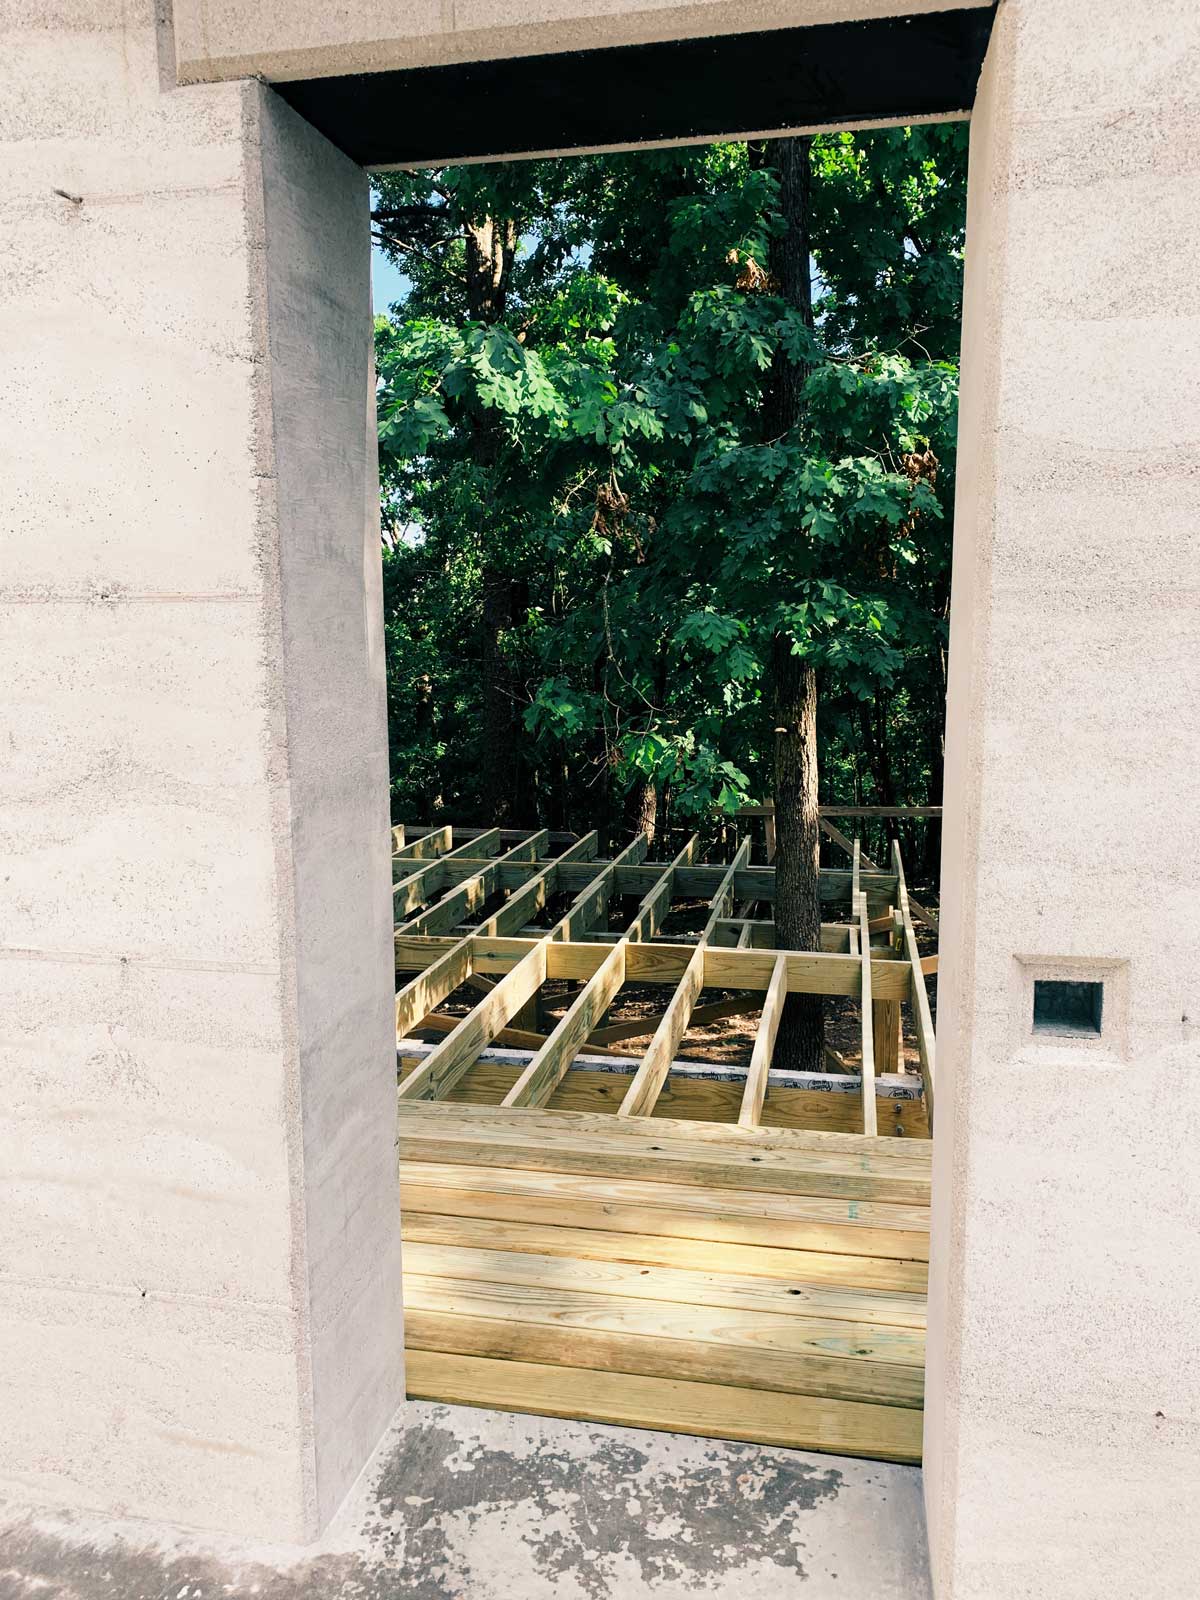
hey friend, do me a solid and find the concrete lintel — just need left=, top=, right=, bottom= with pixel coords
left=172, top=0, right=988, bottom=85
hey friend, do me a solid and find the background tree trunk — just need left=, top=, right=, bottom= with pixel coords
left=480, top=564, right=518, bottom=823
left=465, top=213, right=527, bottom=823
left=761, top=135, right=824, bottom=1073
left=631, top=779, right=658, bottom=845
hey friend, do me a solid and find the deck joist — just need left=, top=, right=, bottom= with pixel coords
left=391, top=820, right=937, bottom=1461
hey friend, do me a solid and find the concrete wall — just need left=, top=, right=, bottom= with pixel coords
left=927, top=0, right=1200, bottom=1594
left=0, top=1, right=402, bottom=1541
left=7, top=0, right=1200, bottom=1583
left=172, top=0, right=979, bottom=83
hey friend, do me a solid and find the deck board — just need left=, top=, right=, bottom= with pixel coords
left=398, top=1103, right=932, bottom=1201
left=401, top=1211, right=929, bottom=1292
left=398, top=1100, right=930, bottom=1461
left=400, top=1161, right=929, bottom=1260
left=406, top=1351, right=925, bottom=1463
left=402, top=1239, right=927, bottom=1326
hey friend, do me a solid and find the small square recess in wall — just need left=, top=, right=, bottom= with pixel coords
left=1015, top=956, right=1128, bottom=1061
left=1033, top=979, right=1103, bottom=1037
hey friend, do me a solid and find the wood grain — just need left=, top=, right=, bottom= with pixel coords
left=405, top=1351, right=924, bottom=1463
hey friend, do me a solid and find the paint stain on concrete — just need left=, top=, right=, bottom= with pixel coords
left=367, top=1407, right=843, bottom=1596
left=0, top=1405, right=853, bottom=1600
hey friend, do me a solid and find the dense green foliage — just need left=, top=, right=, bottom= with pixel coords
left=374, top=129, right=966, bottom=858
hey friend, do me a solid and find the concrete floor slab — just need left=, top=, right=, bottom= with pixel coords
left=0, top=1400, right=930, bottom=1599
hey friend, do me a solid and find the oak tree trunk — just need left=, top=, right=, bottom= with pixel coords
left=761, top=136, right=824, bottom=1073
left=465, top=214, right=527, bottom=823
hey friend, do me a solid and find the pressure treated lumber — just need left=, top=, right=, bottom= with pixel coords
left=857, top=895, right=878, bottom=1137
left=819, top=814, right=939, bottom=930
left=401, top=1240, right=927, bottom=1327
left=894, top=840, right=936, bottom=1130
left=396, top=1103, right=932, bottom=1201
left=392, top=823, right=452, bottom=860
left=617, top=942, right=705, bottom=1118
left=476, top=829, right=603, bottom=944
left=738, top=953, right=787, bottom=1130
left=395, top=932, right=913, bottom=1000
left=403, top=1273, right=925, bottom=1368
left=400, top=1212, right=930, bottom=1294
left=394, top=831, right=518, bottom=936
left=397, top=1057, right=930, bottom=1138
left=403, top=1291, right=924, bottom=1407
left=391, top=819, right=934, bottom=1464
left=874, top=998, right=903, bottom=1073
left=404, top=1351, right=924, bottom=1463
left=502, top=940, right=627, bottom=1109
left=551, top=831, right=648, bottom=941
left=395, top=937, right=473, bottom=1039
left=397, top=943, right=548, bottom=1102
left=398, top=1162, right=930, bottom=1260
left=701, top=835, right=753, bottom=944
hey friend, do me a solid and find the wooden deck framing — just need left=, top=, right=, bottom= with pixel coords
left=391, top=819, right=938, bottom=1463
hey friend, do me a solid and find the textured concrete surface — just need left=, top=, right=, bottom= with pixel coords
left=928, top=0, right=1200, bottom=1595
left=8, top=0, right=1200, bottom=1588
left=0, top=2, right=401, bottom=1540
left=0, top=1401, right=932, bottom=1600
left=172, top=0, right=982, bottom=83
left=257, top=78, right=404, bottom=1536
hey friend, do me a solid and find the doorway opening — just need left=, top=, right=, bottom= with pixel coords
left=298, top=11, right=991, bottom=1463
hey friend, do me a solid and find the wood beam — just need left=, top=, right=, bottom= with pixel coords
left=857, top=895, right=878, bottom=1137
left=738, top=953, right=787, bottom=1129
left=502, top=941, right=628, bottom=1109
left=893, top=841, right=935, bottom=1131
left=395, top=932, right=912, bottom=1000
left=821, top=817, right=939, bottom=931
left=616, top=943, right=705, bottom=1119
left=551, top=832, right=649, bottom=942
left=392, top=823, right=452, bottom=861
left=392, top=825, right=500, bottom=886
left=397, top=941, right=548, bottom=1102
left=395, top=936, right=473, bottom=1039
left=625, top=834, right=699, bottom=943
left=701, top=836, right=753, bottom=945
left=396, top=834, right=540, bottom=937
left=561, top=830, right=600, bottom=862
left=499, top=828, right=551, bottom=863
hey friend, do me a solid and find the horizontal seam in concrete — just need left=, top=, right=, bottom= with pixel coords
left=0, top=946, right=281, bottom=976
left=0, top=593, right=263, bottom=605
left=0, top=181, right=246, bottom=207
left=0, top=1270, right=292, bottom=1316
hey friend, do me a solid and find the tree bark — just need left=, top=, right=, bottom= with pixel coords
left=761, top=136, right=825, bottom=1073
left=480, top=563, right=518, bottom=823
left=465, top=212, right=526, bottom=823
left=631, top=779, right=658, bottom=845
left=771, top=640, right=824, bottom=1069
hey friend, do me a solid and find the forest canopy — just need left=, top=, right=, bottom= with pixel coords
left=373, top=127, right=966, bottom=865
